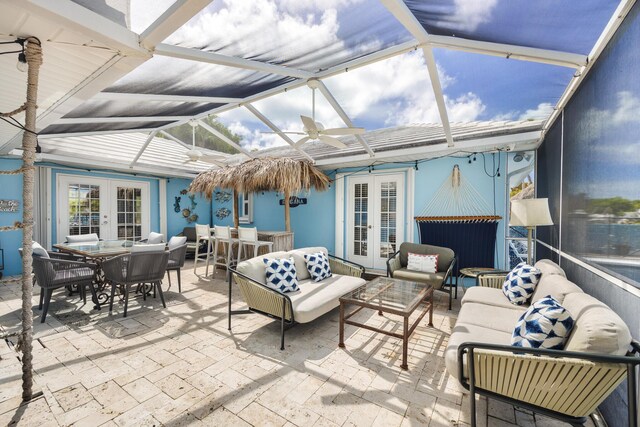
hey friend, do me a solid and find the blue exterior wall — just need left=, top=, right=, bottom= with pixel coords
left=211, top=157, right=508, bottom=268
left=0, top=159, right=24, bottom=276
left=166, top=177, right=211, bottom=237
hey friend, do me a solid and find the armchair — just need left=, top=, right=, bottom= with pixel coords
left=387, top=242, right=457, bottom=310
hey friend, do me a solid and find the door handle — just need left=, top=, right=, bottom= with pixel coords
left=368, top=225, right=373, bottom=229
left=102, top=221, right=108, bottom=225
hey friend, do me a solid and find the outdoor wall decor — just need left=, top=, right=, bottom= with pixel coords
left=0, top=200, right=19, bottom=212
left=176, top=189, right=198, bottom=223
left=215, top=207, right=231, bottom=220
left=279, top=196, right=307, bottom=208
left=214, top=190, right=232, bottom=203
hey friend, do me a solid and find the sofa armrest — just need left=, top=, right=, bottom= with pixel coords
left=458, top=341, right=640, bottom=418
left=476, top=271, right=509, bottom=288
left=386, top=250, right=401, bottom=277
left=328, top=255, right=365, bottom=278
left=230, top=268, right=294, bottom=322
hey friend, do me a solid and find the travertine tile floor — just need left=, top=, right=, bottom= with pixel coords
left=0, top=261, right=595, bottom=426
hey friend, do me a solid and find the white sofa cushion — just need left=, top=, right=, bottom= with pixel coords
left=456, top=302, right=525, bottom=333
left=534, top=259, right=566, bottom=278
left=287, top=247, right=328, bottom=281
left=445, top=322, right=513, bottom=381
left=563, top=293, right=632, bottom=355
left=461, top=287, right=524, bottom=311
left=287, top=274, right=366, bottom=323
left=236, top=251, right=289, bottom=283
left=531, top=274, right=583, bottom=304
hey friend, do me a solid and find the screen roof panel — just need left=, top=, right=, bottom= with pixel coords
left=404, top=0, right=619, bottom=55
left=433, top=49, right=576, bottom=122
left=105, top=56, right=295, bottom=98
left=62, top=100, right=224, bottom=119
left=163, top=0, right=413, bottom=72
left=41, top=121, right=175, bottom=135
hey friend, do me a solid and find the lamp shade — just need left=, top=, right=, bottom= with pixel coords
left=509, top=198, right=554, bottom=227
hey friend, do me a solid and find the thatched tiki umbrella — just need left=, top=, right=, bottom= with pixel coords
left=189, top=157, right=330, bottom=231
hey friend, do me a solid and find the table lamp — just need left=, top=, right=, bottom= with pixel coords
left=509, top=198, right=553, bottom=265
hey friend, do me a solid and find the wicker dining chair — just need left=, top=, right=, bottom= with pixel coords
left=102, top=250, right=169, bottom=317
left=31, top=254, right=99, bottom=323
left=166, top=236, right=188, bottom=292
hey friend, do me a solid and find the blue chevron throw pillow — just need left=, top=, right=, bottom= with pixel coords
left=303, top=252, right=332, bottom=282
left=512, top=295, right=574, bottom=350
left=263, top=257, right=300, bottom=293
left=502, top=262, right=542, bottom=305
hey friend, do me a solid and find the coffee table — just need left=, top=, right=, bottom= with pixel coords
left=338, top=277, right=434, bottom=370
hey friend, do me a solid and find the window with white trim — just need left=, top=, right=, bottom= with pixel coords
left=239, top=192, right=253, bottom=224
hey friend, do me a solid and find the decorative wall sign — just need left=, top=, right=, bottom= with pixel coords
left=0, top=200, right=19, bottom=212
left=279, top=196, right=307, bottom=208
left=214, top=191, right=232, bottom=203
left=215, top=207, right=231, bottom=220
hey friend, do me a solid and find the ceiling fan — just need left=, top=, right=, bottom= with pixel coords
left=183, top=119, right=226, bottom=166
left=264, top=79, right=365, bottom=149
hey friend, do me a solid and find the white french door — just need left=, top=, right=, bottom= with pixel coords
left=346, top=173, right=404, bottom=270
left=57, top=175, right=150, bottom=243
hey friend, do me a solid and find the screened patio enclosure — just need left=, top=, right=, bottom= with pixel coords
left=0, top=0, right=631, bottom=166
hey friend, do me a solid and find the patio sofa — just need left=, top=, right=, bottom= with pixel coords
left=447, top=259, right=640, bottom=427
left=229, top=247, right=365, bottom=350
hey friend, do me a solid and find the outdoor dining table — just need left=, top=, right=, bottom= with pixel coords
left=53, top=240, right=161, bottom=307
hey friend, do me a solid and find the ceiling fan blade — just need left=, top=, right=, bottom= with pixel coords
left=294, top=136, right=310, bottom=147
left=201, top=156, right=226, bottom=166
left=182, top=158, right=193, bottom=164
left=322, top=127, right=365, bottom=136
left=300, top=115, right=318, bottom=132
left=318, top=135, right=347, bottom=149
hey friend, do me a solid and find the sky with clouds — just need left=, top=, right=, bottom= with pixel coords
left=121, top=0, right=617, bottom=151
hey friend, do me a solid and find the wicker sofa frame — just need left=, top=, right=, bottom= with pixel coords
left=464, top=270, right=640, bottom=426
left=459, top=341, right=640, bottom=427
left=228, top=254, right=365, bottom=350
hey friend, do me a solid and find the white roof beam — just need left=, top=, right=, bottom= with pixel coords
left=56, top=116, right=190, bottom=124
left=380, top=0, right=454, bottom=147
left=94, top=92, right=241, bottom=104
left=140, top=0, right=213, bottom=48
left=155, top=43, right=314, bottom=79
left=197, top=119, right=254, bottom=158
left=426, top=35, right=587, bottom=69
left=130, top=130, right=159, bottom=167
left=22, top=0, right=148, bottom=56
left=243, top=104, right=315, bottom=162
left=39, top=128, right=162, bottom=139
left=315, top=80, right=375, bottom=157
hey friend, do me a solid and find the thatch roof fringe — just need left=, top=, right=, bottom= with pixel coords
left=188, top=157, right=331, bottom=199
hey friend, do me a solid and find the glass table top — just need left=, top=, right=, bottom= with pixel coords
left=54, top=240, right=146, bottom=257
left=340, top=277, right=432, bottom=314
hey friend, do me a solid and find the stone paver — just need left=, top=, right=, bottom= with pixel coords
left=0, top=262, right=592, bottom=426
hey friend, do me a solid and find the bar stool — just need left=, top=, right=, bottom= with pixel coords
left=212, top=225, right=238, bottom=277
left=236, top=227, right=274, bottom=265
left=193, top=223, right=214, bottom=275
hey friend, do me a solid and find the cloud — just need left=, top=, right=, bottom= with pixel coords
left=611, top=91, right=640, bottom=125
left=453, top=0, right=498, bottom=31
left=519, top=103, right=554, bottom=121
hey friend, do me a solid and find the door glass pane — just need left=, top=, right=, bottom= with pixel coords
left=353, top=183, right=368, bottom=256
left=116, top=186, right=144, bottom=241
left=68, top=184, right=101, bottom=238
left=379, top=181, right=398, bottom=258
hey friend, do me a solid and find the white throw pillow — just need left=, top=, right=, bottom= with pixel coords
left=407, top=253, right=438, bottom=273
left=502, top=262, right=541, bottom=305
left=512, top=295, right=574, bottom=350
